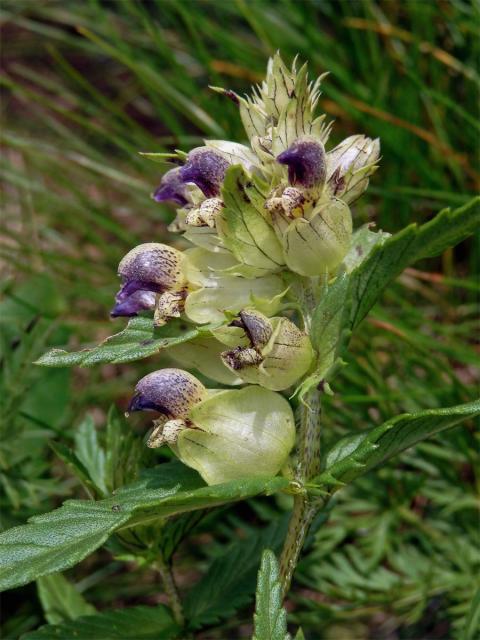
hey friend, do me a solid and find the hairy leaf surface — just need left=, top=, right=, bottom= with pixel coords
left=253, top=549, right=289, bottom=640
left=35, top=317, right=201, bottom=367
left=21, top=604, right=178, bottom=639
left=315, top=399, right=480, bottom=490
left=0, top=461, right=288, bottom=591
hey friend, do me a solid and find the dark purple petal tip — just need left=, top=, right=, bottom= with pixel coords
left=277, top=139, right=326, bottom=189
left=179, top=148, right=229, bottom=197
left=128, top=392, right=166, bottom=414
left=110, top=288, right=156, bottom=318
left=153, top=167, right=188, bottom=206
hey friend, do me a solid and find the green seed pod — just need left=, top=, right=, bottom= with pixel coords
left=176, top=386, right=295, bottom=485
left=220, top=310, right=314, bottom=390
left=281, top=197, right=352, bottom=276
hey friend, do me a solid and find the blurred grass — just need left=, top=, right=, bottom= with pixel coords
left=0, top=0, right=479, bottom=638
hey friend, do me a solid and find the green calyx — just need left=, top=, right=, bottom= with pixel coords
left=218, top=309, right=315, bottom=391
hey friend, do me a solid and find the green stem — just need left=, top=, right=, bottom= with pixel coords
left=296, top=387, right=322, bottom=480
left=279, top=275, right=326, bottom=598
left=279, top=386, right=324, bottom=598
left=156, top=557, right=185, bottom=628
left=279, top=494, right=319, bottom=599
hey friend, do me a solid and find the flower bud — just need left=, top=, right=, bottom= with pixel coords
left=220, top=310, right=314, bottom=390
left=326, top=135, right=380, bottom=204
left=111, top=243, right=187, bottom=322
left=277, top=137, right=326, bottom=192
left=128, top=368, right=206, bottom=417
left=281, top=197, right=352, bottom=276
left=180, top=386, right=295, bottom=484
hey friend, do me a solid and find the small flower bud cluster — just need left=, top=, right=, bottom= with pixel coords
left=111, top=54, right=379, bottom=485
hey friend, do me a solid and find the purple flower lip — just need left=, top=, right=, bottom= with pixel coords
left=153, top=167, right=189, bottom=206
left=127, top=393, right=168, bottom=414
left=277, top=139, right=326, bottom=189
left=154, top=184, right=188, bottom=206
left=153, top=149, right=229, bottom=205
left=179, top=148, right=229, bottom=197
left=110, top=282, right=159, bottom=318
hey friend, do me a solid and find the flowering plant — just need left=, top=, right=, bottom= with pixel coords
left=1, top=54, right=478, bottom=636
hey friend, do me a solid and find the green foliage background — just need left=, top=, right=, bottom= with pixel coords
left=1, top=1, right=478, bottom=638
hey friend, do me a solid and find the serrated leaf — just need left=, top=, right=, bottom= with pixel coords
left=37, top=573, right=96, bottom=625
left=253, top=549, right=289, bottom=640
left=184, top=514, right=289, bottom=628
left=314, top=399, right=480, bottom=491
left=0, top=460, right=289, bottom=591
left=159, top=510, right=206, bottom=563
left=342, top=225, right=391, bottom=273
left=346, top=197, right=479, bottom=333
left=35, top=317, right=200, bottom=368
left=21, top=604, right=178, bottom=639
left=311, top=197, right=480, bottom=363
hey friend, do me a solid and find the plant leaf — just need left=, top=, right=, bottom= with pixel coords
left=74, top=416, right=108, bottom=497
left=184, top=514, right=289, bottom=629
left=314, top=399, right=480, bottom=490
left=0, top=461, right=288, bottom=591
left=218, top=165, right=285, bottom=275
left=346, top=196, right=479, bottom=333
left=104, top=406, right=143, bottom=493
left=253, top=549, right=289, bottom=640
left=21, top=604, right=178, bottom=639
left=311, top=197, right=480, bottom=360
left=37, top=573, right=96, bottom=625
left=49, top=442, right=98, bottom=498
left=35, top=317, right=201, bottom=367
left=462, top=588, right=480, bottom=640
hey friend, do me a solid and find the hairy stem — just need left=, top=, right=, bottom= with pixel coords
left=279, top=494, right=319, bottom=598
left=296, top=387, right=322, bottom=480
left=279, top=386, right=323, bottom=597
left=279, top=277, right=325, bottom=598
left=156, top=557, right=185, bottom=627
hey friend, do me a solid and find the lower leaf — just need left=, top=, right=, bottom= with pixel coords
left=21, top=604, right=179, bottom=639
left=0, top=461, right=288, bottom=591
